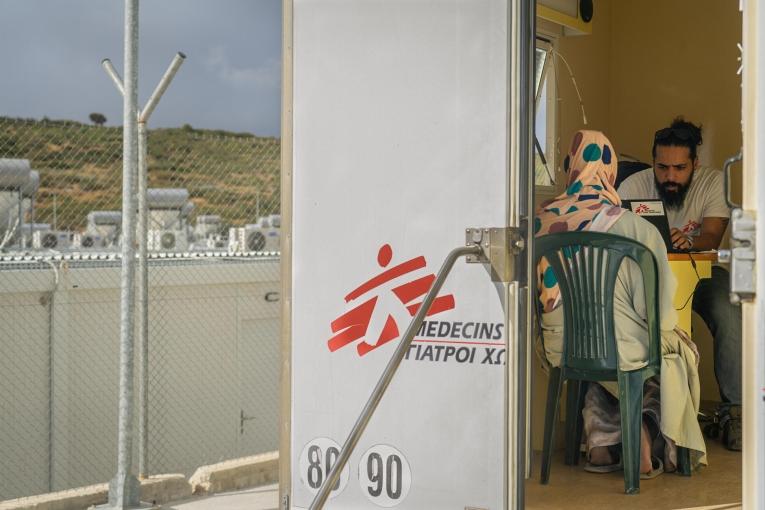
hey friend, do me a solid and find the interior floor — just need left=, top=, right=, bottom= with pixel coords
left=526, top=439, right=741, bottom=510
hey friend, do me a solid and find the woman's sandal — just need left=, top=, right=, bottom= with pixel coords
left=583, top=460, right=623, bottom=473
left=640, top=456, right=664, bottom=480
left=584, top=445, right=623, bottom=473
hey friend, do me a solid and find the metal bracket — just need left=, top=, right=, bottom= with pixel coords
left=719, top=208, right=756, bottom=303
left=465, top=227, right=524, bottom=282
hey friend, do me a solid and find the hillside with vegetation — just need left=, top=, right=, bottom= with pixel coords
left=0, top=116, right=280, bottom=231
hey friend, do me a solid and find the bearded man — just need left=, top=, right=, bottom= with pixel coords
left=618, top=117, right=741, bottom=451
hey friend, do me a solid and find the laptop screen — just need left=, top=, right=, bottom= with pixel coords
left=621, top=199, right=689, bottom=253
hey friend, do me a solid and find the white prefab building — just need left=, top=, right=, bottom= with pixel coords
left=0, top=256, right=281, bottom=500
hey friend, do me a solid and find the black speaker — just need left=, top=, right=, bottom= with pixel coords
left=580, top=0, right=594, bottom=23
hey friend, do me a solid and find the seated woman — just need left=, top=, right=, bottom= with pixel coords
left=535, top=130, right=707, bottom=477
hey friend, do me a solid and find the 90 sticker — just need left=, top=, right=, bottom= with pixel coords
left=358, top=444, right=412, bottom=507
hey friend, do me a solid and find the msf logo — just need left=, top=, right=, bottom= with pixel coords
left=327, top=244, right=455, bottom=356
left=635, top=203, right=650, bottom=214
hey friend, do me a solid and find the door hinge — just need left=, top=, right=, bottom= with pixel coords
left=281, top=493, right=290, bottom=510
left=465, top=227, right=524, bottom=282
left=719, top=208, right=756, bottom=303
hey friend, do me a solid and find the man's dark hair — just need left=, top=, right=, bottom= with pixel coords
left=652, top=116, right=703, bottom=160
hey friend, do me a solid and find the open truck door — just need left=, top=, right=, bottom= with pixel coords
left=280, top=0, right=534, bottom=508
left=741, top=1, right=765, bottom=508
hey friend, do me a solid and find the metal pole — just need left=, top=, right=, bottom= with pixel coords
left=103, top=50, right=185, bottom=484
left=279, top=1, right=295, bottom=506
left=102, top=59, right=125, bottom=97
left=107, top=0, right=141, bottom=507
left=17, top=190, right=23, bottom=248
left=309, top=244, right=482, bottom=510
left=46, top=262, right=59, bottom=492
left=136, top=122, right=149, bottom=479
left=137, top=54, right=184, bottom=479
left=140, top=52, right=185, bottom=122
left=17, top=188, right=22, bottom=248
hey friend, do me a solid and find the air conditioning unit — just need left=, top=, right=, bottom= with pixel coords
left=73, top=232, right=108, bottom=249
left=148, top=229, right=188, bottom=251
left=228, top=225, right=280, bottom=252
left=33, top=229, right=72, bottom=250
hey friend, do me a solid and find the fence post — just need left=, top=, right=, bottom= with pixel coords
left=136, top=121, right=149, bottom=479
left=103, top=0, right=141, bottom=507
left=136, top=52, right=185, bottom=479
left=102, top=48, right=184, bottom=485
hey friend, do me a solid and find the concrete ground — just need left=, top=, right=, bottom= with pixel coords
left=158, top=439, right=740, bottom=510
left=160, top=485, right=278, bottom=510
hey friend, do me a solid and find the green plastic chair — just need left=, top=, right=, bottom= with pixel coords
left=535, top=231, right=691, bottom=494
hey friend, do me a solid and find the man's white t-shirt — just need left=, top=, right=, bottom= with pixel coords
left=617, top=166, right=730, bottom=237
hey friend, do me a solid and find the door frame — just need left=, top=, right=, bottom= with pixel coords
left=741, top=1, right=765, bottom=508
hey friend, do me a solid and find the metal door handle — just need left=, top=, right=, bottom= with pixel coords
left=723, top=150, right=743, bottom=209
left=240, top=410, right=256, bottom=435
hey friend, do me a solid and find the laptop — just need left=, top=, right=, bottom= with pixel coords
left=621, top=199, right=690, bottom=253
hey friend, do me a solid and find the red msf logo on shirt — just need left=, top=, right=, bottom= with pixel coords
left=680, top=220, right=701, bottom=235
left=327, top=244, right=455, bottom=357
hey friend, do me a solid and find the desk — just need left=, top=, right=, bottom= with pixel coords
left=668, top=252, right=716, bottom=333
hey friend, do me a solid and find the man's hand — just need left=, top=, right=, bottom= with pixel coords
left=670, top=228, right=693, bottom=250
left=670, top=217, right=729, bottom=251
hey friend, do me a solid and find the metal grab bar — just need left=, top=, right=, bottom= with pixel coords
left=723, top=149, right=743, bottom=209
left=309, top=243, right=483, bottom=510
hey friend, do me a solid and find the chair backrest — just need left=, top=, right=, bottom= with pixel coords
left=615, top=160, right=651, bottom=189
left=535, top=231, right=661, bottom=379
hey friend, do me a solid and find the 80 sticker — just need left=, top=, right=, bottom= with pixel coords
left=298, top=437, right=350, bottom=498
left=358, top=444, right=411, bottom=507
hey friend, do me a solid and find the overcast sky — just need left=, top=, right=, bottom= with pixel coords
left=0, top=0, right=282, bottom=136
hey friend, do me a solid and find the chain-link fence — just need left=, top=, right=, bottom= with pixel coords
left=0, top=116, right=281, bottom=501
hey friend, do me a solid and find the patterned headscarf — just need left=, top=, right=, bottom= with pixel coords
left=535, top=130, right=626, bottom=313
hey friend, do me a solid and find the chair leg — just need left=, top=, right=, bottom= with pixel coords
left=617, top=371, right=643, bottom=495
left=573, top=381, right=588, bottom=465
left=564, top=380, right=586, bottom=465
left=676, top=447, right=692, bottom=476
left=541, top=367, right=563, bottom=484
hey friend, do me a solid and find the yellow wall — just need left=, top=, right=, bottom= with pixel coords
left=608, top=0, right=742, bottom=188
left=553, top=0, right=613, bottom=173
